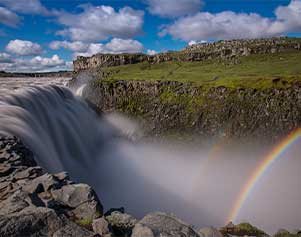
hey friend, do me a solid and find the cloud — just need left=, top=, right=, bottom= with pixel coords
left=51, top=38, right=144, bottom=57
left=6, top=39, right=43, bottom=56
left=160, top=0, right=301, bottom=41
left=104, top=38, right=143, bottom=53
left=49, top=41, right=88, bottom=52
left=55, top=5, right=144, bottom=42
left=0, top=54, right=71, bottom=72
left=0, top=52, right=12, bottom=63
left=147, top=49, right=157, bottom=55
left=0, top=0, right=49, bottom=15
left=147, top=0, right=203, bottom=18
left=0, top=6, right=20, bottom=27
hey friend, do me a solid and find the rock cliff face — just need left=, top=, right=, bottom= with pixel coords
left=73, top=37, right=301, bottom=72
left=84, top=80, right=301, bottom=142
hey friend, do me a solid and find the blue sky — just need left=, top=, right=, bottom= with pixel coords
left=0, top=0, right=300, bottom=72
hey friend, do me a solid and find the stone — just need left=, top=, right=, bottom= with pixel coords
left=53, top=220, right=95, bottom=237
left=0, top=206, right=64, bottom=237
left=0, top=164, right=13, bottom=177
left=92, top=217, right=110, bottom=235
left=132, top=223, right=155, bottom=237
left=106, top=211, right=137, bottom=236
left=136, top=212, right=200, bottom=237
left=51, top=183, right=103, bottom=220
left=199, top=227, right=224, bottom=237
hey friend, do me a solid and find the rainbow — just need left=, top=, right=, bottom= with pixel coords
left=227, top=128, right=301, bottom=223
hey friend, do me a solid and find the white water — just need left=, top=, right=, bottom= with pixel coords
left=0, top=78, right=300, bottom=233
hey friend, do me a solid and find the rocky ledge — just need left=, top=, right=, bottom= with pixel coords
left=1, top=137, right=300, bottom=237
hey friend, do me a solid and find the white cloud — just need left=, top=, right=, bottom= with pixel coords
left=55, top=5, right=144, bottom=42
left=105, top=38, right=143, bottom=53
left=0, top=0, right=48, bottom=15
left=6, top=39, right=43, bottom=56
left=147, top=0, right=203, bottom=18
left=0, top=6, right=20, bottom=27
left=0, top=52, right=12, bottom=63
left=51, top=38, right=144, bottom=58
left=160, top=0, right=301, bottom=41
left=49, top=41, right=88, bottom=52
left=0, top=54, right=71, bottom=72
left=147, top=49, right=157, bottom=55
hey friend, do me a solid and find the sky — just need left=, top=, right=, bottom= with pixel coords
left=0, top=0, right=301, bottom=72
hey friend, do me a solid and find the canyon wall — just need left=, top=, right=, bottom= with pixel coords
left=83, top=80, right=301, bottom=142
left=74, top=37, right=301, bottom=72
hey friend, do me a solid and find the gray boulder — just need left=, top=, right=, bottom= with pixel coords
left=198, top=227, right=223, bottom=237
left=134, top=212, right=201, bottom=237
left=0, top=206, right=64, bottom=237
left=132, top=223, right=155, bottom=237
left=51, top=183, right=103, bottom=220
left=92, top=217, right=110, bottom=236
left=53, top=219, right=95, bottom=237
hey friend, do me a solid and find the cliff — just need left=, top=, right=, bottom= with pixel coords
left=73, top=37, right=301, bottom=143
left=84, top=80, right=301, bottom=143
left=73, top=37, right=301, bottom=72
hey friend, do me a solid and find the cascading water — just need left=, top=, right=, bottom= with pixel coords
left=0, top=83, right=301, bottom=233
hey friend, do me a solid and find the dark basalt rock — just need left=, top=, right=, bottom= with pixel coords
left=0, top=137, right=103, bottom=237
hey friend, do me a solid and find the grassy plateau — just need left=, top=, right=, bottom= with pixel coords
left=100, top=51, right=301, bottom=89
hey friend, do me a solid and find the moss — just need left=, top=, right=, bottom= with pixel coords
left=236, top=222, right=266, bottom=236
left=75, top=218, right=93, bottom=227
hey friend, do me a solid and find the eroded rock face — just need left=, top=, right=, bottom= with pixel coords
left=84, top=80, right=301, bottom=143
left=0, top=137, right=103, bottom=237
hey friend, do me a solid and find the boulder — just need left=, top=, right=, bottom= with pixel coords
left=106, top=211, right=137, bottom=236
left=51, top=183, right=103, bottom=220
left=0, top=206, right=64, bottom=237
left=132, top=223, right=155, bottom=237
left=53, top=219, right=95, bottom=237
left=199, top=227, right=224, bottom=237
left=92, top=217, right=110, bottom=236
left=134, top=212, right=200, bottom=237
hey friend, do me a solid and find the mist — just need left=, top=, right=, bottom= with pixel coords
left=0, top=85, right=300, bottom=234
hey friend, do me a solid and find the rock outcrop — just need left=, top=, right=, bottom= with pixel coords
left=83, top=80, right=301, bottom=143
left=0, top=137, right=101, bottom=237
left=73, top=37, right=301, bottom=72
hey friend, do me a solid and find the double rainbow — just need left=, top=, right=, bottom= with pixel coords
left=227, top=128, right=301, bottom=223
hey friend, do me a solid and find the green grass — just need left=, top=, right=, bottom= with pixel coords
left=100, top=51, right=301, bottom=89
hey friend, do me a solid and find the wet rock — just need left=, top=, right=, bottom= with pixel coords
left=51, top=183, right=103, bottom=220
left=106, top=211, right=137, bottom=236
left=136, top=212, right=201, bottom=237
left=92, top=217, right=110, bottom=236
